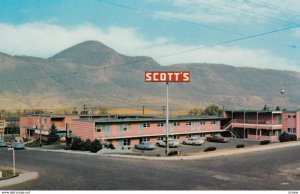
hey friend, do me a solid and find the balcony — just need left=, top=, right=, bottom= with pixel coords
left=232, top=119, right=282, bottom=130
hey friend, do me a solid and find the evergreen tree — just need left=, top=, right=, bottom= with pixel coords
left=47, top=123, right=60, bottom=144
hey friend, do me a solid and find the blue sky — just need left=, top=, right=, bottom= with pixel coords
left=0, top=0, right=299, bottom=71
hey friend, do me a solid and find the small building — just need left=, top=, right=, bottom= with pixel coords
left=282, top=110, right=300, bottom=138
left=20, top=114, right=80, bottom=139
left=224, top=109, right=282, bottom=141
left=71, top=116, right=228, bottom=148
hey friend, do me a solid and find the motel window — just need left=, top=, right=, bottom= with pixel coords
left=293, top=115, right=296, bottom=118
left=157, top=123, right=164, bottom=127
left=141, top=137, right=150, bottom=142
left=199, top=134, right=205, bottom=137
left=288, top=128, right=296, bottom=133
left=95, top=124, right=104, bottom=133
left=186, top=134, right=192, bottom=138
left=211, top=121, right=216, bottom=124
left=174, top=122, right=180, bottom=126
left=123, top=139, right=131, bottom=146
left=186, top=121, right=192, bottom=126
left=200, top=121, right=205, bottom=125
left=143, top=123, right=150, bottom=128
left=170, top=135, right=179, bottom=140
left=288, top=115, right=291, bottom=118
left=123, top=124, right=130, bottom=131
left=157, top=136, right=164, bottom=141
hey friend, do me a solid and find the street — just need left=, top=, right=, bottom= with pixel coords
left=1, top=146, right=300, bottom=190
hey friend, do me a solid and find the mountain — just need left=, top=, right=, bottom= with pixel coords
left=0, top=40, right=299, bottom=111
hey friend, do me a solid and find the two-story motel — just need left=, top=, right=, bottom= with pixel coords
left=71, top=116, right=229, bottom=148
left=19, top=109, right=300, bottom=148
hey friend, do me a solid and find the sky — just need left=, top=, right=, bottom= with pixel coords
left=0, top=0, right=299, bottom=71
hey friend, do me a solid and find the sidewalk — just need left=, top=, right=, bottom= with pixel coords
left=0, top=171, right=38, bottom=188
left=25, top=141, right=300, bottom=160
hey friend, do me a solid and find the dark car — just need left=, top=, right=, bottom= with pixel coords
left=206, top=135, right=229, bottom=143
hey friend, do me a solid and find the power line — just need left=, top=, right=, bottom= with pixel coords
left=205, top=0, right=298, bottom=26
left=1, top=23, right=299, bottom=84
left=98, top=0, right=298, bottom=49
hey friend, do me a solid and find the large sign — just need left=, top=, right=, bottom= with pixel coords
left=144, top=71, right=190, bottom=82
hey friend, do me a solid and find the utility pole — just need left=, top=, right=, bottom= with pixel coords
left=39, top=113, right=43, bottom=147
left=165, top=82, right=169, bottom=156
left=162, top=106, right=166, bottom=116
left=83, top=104, right=87, bottom=114
left=142, top=106, right=145, bottom=115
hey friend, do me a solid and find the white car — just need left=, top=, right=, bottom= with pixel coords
left=156, top=139, right=180, bottom=148
left=182, top=138, right=205, bottom=146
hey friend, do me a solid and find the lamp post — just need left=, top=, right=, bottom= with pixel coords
left=8, top=147, right=15, bottom=176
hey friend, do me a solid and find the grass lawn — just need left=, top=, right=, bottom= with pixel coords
left=0, top=169, right=18, bottom=180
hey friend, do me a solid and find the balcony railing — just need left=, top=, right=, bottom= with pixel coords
left=232, top=119, right=273, bottom=125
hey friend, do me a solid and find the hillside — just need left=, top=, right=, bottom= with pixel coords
left=0, top=40, right=299, bottom=111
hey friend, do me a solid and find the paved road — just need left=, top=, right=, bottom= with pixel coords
left=1, top=146, right=300, bottom=190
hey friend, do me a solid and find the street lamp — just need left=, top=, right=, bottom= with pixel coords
left=8, top=147, right=15, bottom=176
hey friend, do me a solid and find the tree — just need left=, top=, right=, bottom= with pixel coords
left=204, top=104, right=223, bottom=116
left=188, top=107, right=204, bottom=116
left=47, top=123, right=60, bottom=144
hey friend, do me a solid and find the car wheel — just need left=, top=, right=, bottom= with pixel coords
left=192, top=143, right=196, bottom=146
left=183, top=142, right=186, bottom=145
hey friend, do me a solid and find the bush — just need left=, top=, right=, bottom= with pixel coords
left=108, top=143, right=115, bottom=149
left=71, top=137, right=83, bottom=150
left=236, top=144, right=245, bottom=148
left=204, top=147, right=216, bottom=152
left=81, top=139, right=92, bottom=151
left=90, top=140, right=103, bottom=153
left=167, top=150, right=179, bottom=156
left=260, top=140, right=270, bottom=145
left=279, top=132, right=297, bottom=142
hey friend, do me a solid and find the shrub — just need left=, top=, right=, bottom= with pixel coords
left=90, top=139, right=103, bottom=153
left=290, top=134, right=297, bottom=141
left=204, top=147, right=216, bottom=152
left=260, top=140, right=270, bottom=145
left=81, top=139, right=92, bottom=151
left=279, top=132, right=297, bottom=142
left=236, top=144, right=245, bottom=148
left=108, top=143, right=115, bottom=149
left=167, top=150, right=179, bottom=156
left=71, top=137, right=83, bottom=150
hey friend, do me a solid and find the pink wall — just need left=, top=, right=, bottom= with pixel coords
left=71, top=120, right=95, bottom=141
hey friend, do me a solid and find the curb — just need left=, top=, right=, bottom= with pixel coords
left=0, top=172, right=38, bottom=188
left=25, top=141, right=300, bottom=161
left=105, top=141, right=300, bottom=160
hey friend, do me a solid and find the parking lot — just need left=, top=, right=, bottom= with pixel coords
left=132, top=138, right=262, bottom=156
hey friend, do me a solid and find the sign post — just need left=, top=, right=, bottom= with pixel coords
left=145, top=71, right=190, bottom=156
left=8, top=147, right=15, bottom=176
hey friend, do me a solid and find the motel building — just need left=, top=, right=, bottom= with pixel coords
left=20, top=114, right=80, bottom=140
left=71, top=116, right=229, bottom=148
left=19, top=113, right=161, bottom=140
left=224, top=109, right=300, bottom=141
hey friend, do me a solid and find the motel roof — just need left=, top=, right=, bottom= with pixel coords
left=224, top=109, right=282, bottom=114
left=73, top=116, right=227, bottom=124
left=26, top=113, right=159, bottom=118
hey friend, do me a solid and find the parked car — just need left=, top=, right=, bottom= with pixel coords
left=134, top=141, right=156, bottom=150
left=156, top=139, right=180, bottom=148
left=206, top=135, right=228, bottom=143
left=0, top=140, right=7, bottom=147
left=182, top=138, right=205, bottom=146
left=10, top=142, right=25, bottom=150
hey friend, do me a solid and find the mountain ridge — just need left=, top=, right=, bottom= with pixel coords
left=0, top=40, right=298, bottom=111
